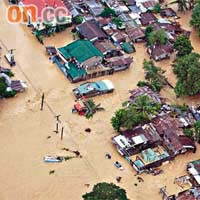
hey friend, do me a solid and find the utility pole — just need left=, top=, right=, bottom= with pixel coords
left=53, top=122, right=59, bottom=134
left=40, top=93, right=45, bottom=111
left=55, top=115, right=61, bottom=123
left=61, top=127, right=64, bottom=140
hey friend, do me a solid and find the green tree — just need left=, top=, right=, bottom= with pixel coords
left=153, top=3, right=161, bottom=13
left=145, top=25, right=153, bottom=39
left=112, top=17, right=123, bottom=28
left=173, top=35, right=193, bottom=57
left=111, top=108, right=127, bottom=132
left=194, top=121, right=200, bottom=143
left=190, top=1, right=200, bottom=36
left=0, top=77, right=7, bottom=96
left=82, top=182, right=129, bottom=200
left=141, top=59, right=168, bottom=92
left=111, top=95, right=161, bottom=131
left=148, top=29, right=168, bottom=46
left=173, top=53, right=200, bottom=96
left=74, top=16, right=84, bottom=24
left=184, top=128, right=194, bottom=138
left=100, top=7, right=116, bottom=18
left=169, top=0, right=189, bottom=12
left=132, top=95, right=161, bottom=116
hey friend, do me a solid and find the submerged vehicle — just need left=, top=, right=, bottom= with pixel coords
left=73, top=79, right=114, bottom=99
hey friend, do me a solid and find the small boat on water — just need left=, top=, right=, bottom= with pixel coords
left=43, top=156, right=63, bottom=163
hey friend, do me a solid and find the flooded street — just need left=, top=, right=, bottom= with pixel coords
left=0, top=0, right=200, bottom=200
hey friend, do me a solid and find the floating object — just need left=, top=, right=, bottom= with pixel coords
left=114, top=161, right=124, bottom=170
left=49, top=170, right=55, bottom=175
left=43, top=156, right=63, bottom=163
left=152, top=168, right=164, bottom=176
left=85, top=128, right=91, bottom=132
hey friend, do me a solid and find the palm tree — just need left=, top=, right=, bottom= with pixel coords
left=132, top=95, right=160, bottom=116
left=84, top=99, right=105, bottom=119
left=169, top=0, right=189, bottom=12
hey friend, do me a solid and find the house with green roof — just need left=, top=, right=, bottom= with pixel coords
left=54, top=39, right=113, bottom=83
left=58, top=40, right=104, bottom=68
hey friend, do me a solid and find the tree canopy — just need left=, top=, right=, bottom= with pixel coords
left=137, top=60, right=168, bottom=92
left=112, top=17, right=123, bottom=28
left=148, top=29, right=168, bottom=46
left=145, top=25, right=153, bottom=38
left=173, top=35, right=193, bottom=57
left=111, top=95, right=161, bottom=131
left=82, top=182, right=129, bottom=200
left=190, top=1, right=200, bottom=36
left=0, top=77, right=16, bottom=98
left=194, top=121, right=200, bottom=143
left=173, top=52, right=200, bottom=96
left=100, top=7, right=116, bottom=18
left=153, top=3, right=161, bottom=13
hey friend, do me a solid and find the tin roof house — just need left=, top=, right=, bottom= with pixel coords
left=140, top=12, right=157, bottom=26
left=187, top=160, right=200, bottom=186
left=85, top=0, right=104, bottom=16
left=129, top=86, right=165, bottom=104
left=126, top=26, right=145, bottom=43
left=112, top=124, right=162, bottom=156
left=102, top=0, right=129, bottom=14
left=94, top=40, right=121, bottom=57
left=152, top=114, right=195, bottom=155
left=147, top=42, right=174, bottom=61
left=104, top=54, right=133, bottom=71
left=77, top=20, right=108, bottom=41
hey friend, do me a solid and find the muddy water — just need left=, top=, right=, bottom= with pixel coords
left=0, top=0, right=200, bottom=200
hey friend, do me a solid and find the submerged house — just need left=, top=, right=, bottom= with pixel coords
left=140, top=12, right=157, bottom=26
left=175, top=187, right=200, bottom=200
left=0, top=71, right=27, bottom=97
left=187, top=160, right=200, bottom=186
left=93, top=40, right=121, bottom=57
left=104, top=54, right=133, bottom=71
left=85, top=0, right=104, bottom=17
left=126, top=26, right=145, bottom=43
left=137, top=0, right=157, bottom=13
left=112, top=124, right=162, bottom=156
left=147, top=42, right=174, bottom=61
left=112, top=111, right=196, bottom=173
left=102, top=0, right=129, bottom=14
left=111, top=31, right=127, bottom=44
left=76, top=20, right=108, bottom=42
left=129, top=86, right=165, bottom=104
left=152, top=114, right=196, bottom=155
left=160, top=8, right=177, bottom=18
left=54, top=39, right=113, bottom=82
left=58, top=40, right=103, bottom=68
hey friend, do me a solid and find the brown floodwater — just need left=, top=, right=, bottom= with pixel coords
left=0, top=0, right=200, bottom=200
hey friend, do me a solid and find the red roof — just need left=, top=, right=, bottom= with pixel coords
left=22, top=0, right=68, bottom=18
left=74, top=102, right=83, bottom=112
